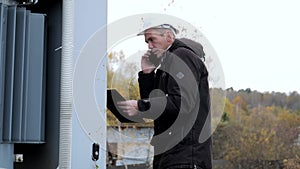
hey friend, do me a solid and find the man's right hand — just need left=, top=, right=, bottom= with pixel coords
left=141, top=50, right=156, bottom=74
left=141, top=49, right=165, bottom=73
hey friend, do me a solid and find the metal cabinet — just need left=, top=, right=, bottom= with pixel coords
left=0, top=3, right=46, bottom=143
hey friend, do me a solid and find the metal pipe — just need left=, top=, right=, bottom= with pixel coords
left=59, top=0, right=74, bottom=168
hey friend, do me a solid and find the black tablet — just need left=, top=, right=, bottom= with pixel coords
left=107, top=89, right=142, bottom=123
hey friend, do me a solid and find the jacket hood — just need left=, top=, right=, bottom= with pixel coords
left=175, top=38, right=205, bottom=59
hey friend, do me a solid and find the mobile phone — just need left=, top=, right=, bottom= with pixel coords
left=148, top=50, right=161, bottom=67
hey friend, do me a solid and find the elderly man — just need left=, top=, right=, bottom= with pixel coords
left=118, top=23, right=212, bottom=169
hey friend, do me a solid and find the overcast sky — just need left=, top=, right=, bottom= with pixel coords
left=108, top=0, right=300, bottom=94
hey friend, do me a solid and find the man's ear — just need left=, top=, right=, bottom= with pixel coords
left=166, top=30, right=174, bottom=43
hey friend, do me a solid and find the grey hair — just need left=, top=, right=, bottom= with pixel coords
left=155, top=28, right=176, bottom=40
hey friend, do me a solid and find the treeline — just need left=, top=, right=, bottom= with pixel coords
left=226, top=87, right=300, bottom=112
left=213, top=88, right=300, bottom=169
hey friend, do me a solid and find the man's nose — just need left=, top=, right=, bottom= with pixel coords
left=148, top=42, right=154, bottom=49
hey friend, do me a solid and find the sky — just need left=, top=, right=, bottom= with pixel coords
left=108, top=0, right=300, bottom=94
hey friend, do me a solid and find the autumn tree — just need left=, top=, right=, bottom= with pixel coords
left=213, top=100, right=300, bottom=168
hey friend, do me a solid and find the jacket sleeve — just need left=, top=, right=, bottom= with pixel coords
left=137, top=71, right=155, bottom=111
left=138, top=71, right=155, bottom=99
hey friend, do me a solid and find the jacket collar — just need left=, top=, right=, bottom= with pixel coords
left=168, top=39, right=187, bottom=52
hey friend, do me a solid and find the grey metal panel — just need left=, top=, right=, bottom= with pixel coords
left=15, top=1, right=60, bottom=168
left=21, top=9, right=30, bottom=142
left=23, top=12, right=46, bottom=142
left=0, top=3, right=8, bottom=142
left=3, top=5, right=16, bottom=142
left=14, top=0, right=61, bottom=169
left=12, top=7, right=26, bottom=142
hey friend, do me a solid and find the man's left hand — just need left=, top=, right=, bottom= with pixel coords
left=117, top=100, right=138, bottom=116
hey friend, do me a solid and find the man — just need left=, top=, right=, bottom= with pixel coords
left=118, top=24, right=212, bottom=169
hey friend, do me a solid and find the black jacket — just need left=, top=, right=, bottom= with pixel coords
left=138, top=39, right=212, bottom=169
